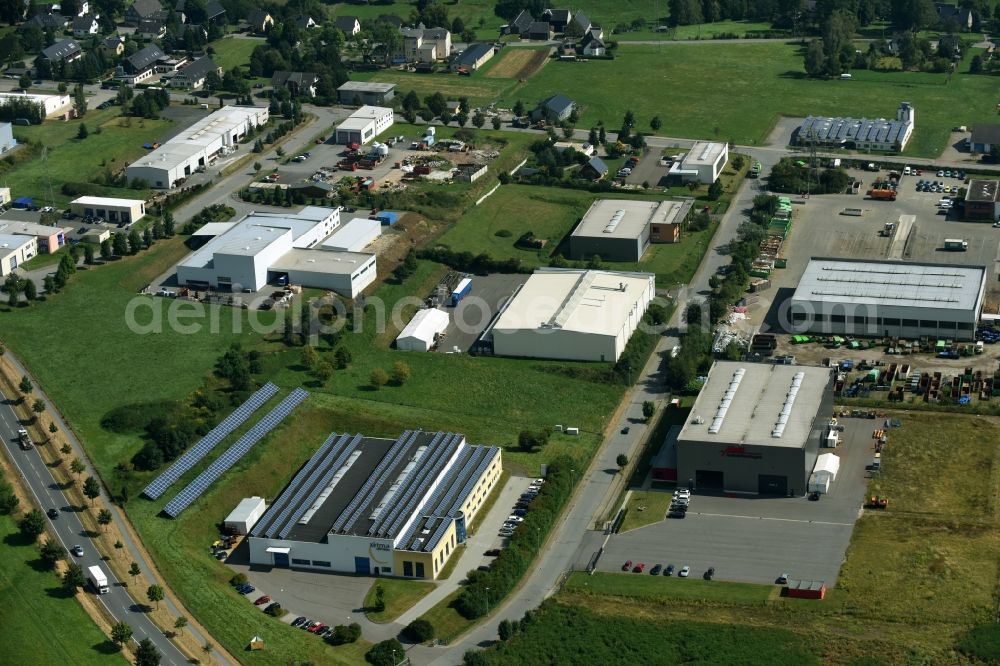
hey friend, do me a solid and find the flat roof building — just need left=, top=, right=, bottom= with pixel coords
left=964, top=179, right=999, bottom=221
left=125, top=105, right=269, bottom=188
left=248, top=430, right=502, bottom=579
left=0, top=91, right=73, bottom=118
left=320, top=216, right=381, bottom=252
left=487, top=268, right=655, bottom=362
left=570, top=199, right=688, bottom=261
left=0, top=233, right=37, bottom=276
left=788, top=257, right=986, bottom=341
left=796, top=102, right=914, bottom=152
left=334, top=105, right=394, bottom=146
left=224, top=496, right=266, bottom=535
left=677, top=361, right=834, bottom=495
left=0, top=220, right=69, bottom=254
left=70, top=196, right=146, bottom=225
left=669, top=141, right=728, bottom=184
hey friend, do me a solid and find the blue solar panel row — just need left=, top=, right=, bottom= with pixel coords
left=374, top=433, right=460, bottom=538
left=424, top=515, right=453, bottom=552
left=250, top=432, right=346, bottom=538
left=369, top=432, right=447, bottom=537
left=331, top=430, right=416, bottom=533
left=446, top=446, right=498, bottom=517
left=162, top=388, right=309, bottom=518
left=341, top=429, right=421, bottom=533
left=274, top=433, right=365, bottom=540
left=143, top=383, right=280, bottom=499
left=397, top=445, right=475, bottom=548
left=432, top=445, right=488, bottom=516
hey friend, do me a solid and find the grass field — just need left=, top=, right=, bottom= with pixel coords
left=506, top=42, right=1000, bottom=157
left=0, top=514, right=126, bottom=665
left=435, top=184, right=719, bottom=286
left=364, top=578, right=436, bottom=623
left=615, top=20, right=776, bottom=40
left=209, top=37, right=265, bottom=71
left=566, top=571, right=775, bottom=604
left=354, top=68, right=519, bottom=106
left=484, top=47, right=550, bottom=80
left=8, top=112, right=171, bottom=206
left=618, top=489, right=674, bottom=532
left=416, top=588, right=471, bottom=644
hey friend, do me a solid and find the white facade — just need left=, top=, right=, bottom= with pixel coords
left=334, top=106, right=394, bottom=145
left=225, top=496, right=267, bottom=535
left=0, top=234, right=37, bottom=276
left=490, top=268, right=655, bottom=362
left=808, top=453, right=840, bottom=494
left=125, top=106, right=269, bottom=188
left=320, top=216, right=381, bottom=252
left=270, top=249, right=376, bottom=298
left=0, top=92, right=72, bottom=118
left=70, top=196, right=146, bottom=224
left=396, top=308, right=450, bottom=351
left=669, top=141, right=728, bottom=184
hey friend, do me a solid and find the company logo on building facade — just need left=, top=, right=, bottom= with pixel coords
left=369, top=541, right=391, bottom=564
left=720, top=446, right=762, bottom=459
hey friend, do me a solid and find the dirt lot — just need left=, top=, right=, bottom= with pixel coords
left=485, top=47, right=550, bottom=80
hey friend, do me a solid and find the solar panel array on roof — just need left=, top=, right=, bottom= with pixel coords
left=162, top=388, right=309, bottom=518
left=333, top=430, right=420, bottom=534
left=143, top=383, right=279, bottom=500
left=425, top=446, right=499, bottom=551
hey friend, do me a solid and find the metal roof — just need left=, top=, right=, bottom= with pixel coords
left=792, top=258, right=986, bottom=312
left=573, top=198, right=683, bottom=240
left=965, top=179, right=999, bottom=203
left=799, top=112, right=910, bottom=147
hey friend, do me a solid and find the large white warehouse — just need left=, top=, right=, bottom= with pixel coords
left=487, top=268, right=655, bottom=363
left=789, top=257, right=986, bottom=341
left=334, top=106, right=394, bottom=145
left=125, top=105, right=269, bottom=188
left=176, top=206, right=376, bottom=297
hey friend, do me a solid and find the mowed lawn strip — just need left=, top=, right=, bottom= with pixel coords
left=566, top=571, right=775, bottom=604
left=364, top=578, right=436, bottom=623
left=209, top=36, right=265, bottom=70
left=0, top=515, right=126, bottom=665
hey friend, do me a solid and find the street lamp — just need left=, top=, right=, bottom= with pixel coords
left=485, top=586, right=490, bottom=615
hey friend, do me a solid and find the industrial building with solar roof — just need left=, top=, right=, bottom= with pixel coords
left=246, top=430, right=501, bottom=578
left=788, top=258, right=986, bottom=341
left=677, top=361, right=834, bottom=496
left=795, top=102, right=914, bottom=152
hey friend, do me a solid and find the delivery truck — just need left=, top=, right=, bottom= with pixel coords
left=88, top=565, right=109, bottom=594
left=944, top=239, right=968, bottom=251
left=450, top=277, right=472, bottom=306
left=16, top=428, right=32, bottom=450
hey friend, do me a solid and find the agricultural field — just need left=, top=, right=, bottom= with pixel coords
left=507, top=42, right=1000, bottom=157
left=0, top=514, right=126, bottom=665
left=615, top=19, right=775, bottom=40
left=354, top=68, right=519, bottom=107
left=209, top=36, right=265, bottom=71
left=484, top=46, right=550, bottom=80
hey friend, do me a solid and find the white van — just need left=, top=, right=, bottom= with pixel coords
left=840, top=73, right=852, bottom=80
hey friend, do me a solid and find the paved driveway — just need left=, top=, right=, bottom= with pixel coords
left=598, top=420, right=875, bottom=586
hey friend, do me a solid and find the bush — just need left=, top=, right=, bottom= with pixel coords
left=329, top=623, right=362, bottom=645
left=494, top=229, right=512, bottom=237
left=229, top=573, right=248, bottom=586
left=958, top=624, right=1000, bottom=661
left=404, top=618, right=435, bottom=642
left=264, top=603, right=283, bottom=617
left=417, top=247, right=525, bottom=274
left=366, top=638, right=405, bottom=666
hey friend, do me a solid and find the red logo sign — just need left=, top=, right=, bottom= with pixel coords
left=721, top=446, right=762, bottom=459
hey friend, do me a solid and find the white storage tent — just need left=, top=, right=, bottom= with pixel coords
left=225, top=496, right=267, bottom=535
left=807, top=453, right=841, bottom=494
left=396, top=308, right=449, bottom=351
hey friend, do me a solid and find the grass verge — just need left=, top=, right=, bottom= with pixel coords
left=364, top=578, right=436, bottom=624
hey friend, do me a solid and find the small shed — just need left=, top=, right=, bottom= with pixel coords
left=82, top=228, right=111, bottom=244
left=224, top=496, right=266, bottom=535
left=396, top=308, right=449, bottom=351
left=786, top=579, right=826, bottom=599
left=808, top=453, right=840, bottom=494
left=248, top=635, right=265, bottom=651
left=376, top=211, right=398, bottom=226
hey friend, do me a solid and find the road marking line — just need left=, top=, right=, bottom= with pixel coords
left=694, top=512, right=853, bottom=526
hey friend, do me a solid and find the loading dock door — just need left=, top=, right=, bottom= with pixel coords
left=354, top=557, right=371, bottom=575
left=695, top=470, right=724, bottom=490
left=758, top=474, right=788, bottom=495
left=266, top=547, right=290, bottom=568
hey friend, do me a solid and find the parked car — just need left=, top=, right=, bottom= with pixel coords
left=679, top=566, right=690, bottom=577
left=632, top=562, right=645, bottom=573
left=240, top=585, right=256, bottom=595
left=668, top=510, right=686, bottom=519
left=777, top=573, right=789, bottom=585
left=292, top=616, right=307, bottom=627
left=307, top=622, right=323, bottom=633
left=484, top=548, right=501, bottom=557
left=254, top=595, right=271, bottom=605
left=664, top=564, right=675, bottom=576
left=622, top=560, right=633, bottom=572
left=265, top=602, right=282, bottom=613
left=506, top=515, right=524, bottom=523
left=674, top=489, right=691, bottom=499
left=650, top=564, right=662, bottom=575
left=621, top=426, right=630, bottom=434
left=512, top=509, right=527, bottom=517
left=47, top=508, right=59, bottom=518
left=703, top=567, right=715, bottom=581
left=71, top=545, right=84, bottom=557
left=809, top=491, right=821, bottom=501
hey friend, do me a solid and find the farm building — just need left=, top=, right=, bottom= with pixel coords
left=450, top=43, right=495, bottom=72
left=334, top=106, right=394, bottom=145
left=486, top=268, right=655, bottom=363
left=396, top=308, right=450, bottom=351
left=70, top=196, right=146, bottom=225
left=795, top=102, right=914, bottom=152
left=0, top=233, right=37, bottom=276
left=788, top=258, right=987, bottom=341
left=337, top=81, right=396, bottom=106
left=0, top=220, right=69, bottom=254
left=125, top=105, right=269, bottom=189
left=224, top=497, right=267, bottom=535
left=247, top=430, right=502, bottom=579
left=320, top=216, right=381, bottom=252
left=669, top=141, right=729, bottom=184
left=676, top=361, right=834, bottom=496
left=569, top=199, right=688, bottom=261
left=963, top=180, right=999, bottom=221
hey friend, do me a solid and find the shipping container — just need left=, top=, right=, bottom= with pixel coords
left=451, top=278, right=472, bottom=306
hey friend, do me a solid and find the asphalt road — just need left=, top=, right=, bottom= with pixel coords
left=0, top=389, right=191, bottom=666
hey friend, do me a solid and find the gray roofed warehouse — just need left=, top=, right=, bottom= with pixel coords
left=795, top=102, right=914, bottom=152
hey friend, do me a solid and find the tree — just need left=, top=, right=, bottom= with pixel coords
left=143, top=227, right=153, bottom=249
left=300, top=344, right=319, bottom=371
left=97, top=508, right=113, bottom=532
left=18, top=72, right=30, bottom=90
left=19, top=509, right=44, bottom=540
left=391, top=361, right=411, bottom=385
left=147, top=583, right=164, bottom=610
left=374, top=583, right=385, bottom=612
left=63, top=562, right=85, bottom=591
left=83, top=475, right=101, bottom=506
left=330, top=623, right=362, bottom=645
left=803, top=39, right=826, bottom=76
left=890, top=0, right=936, bottom=30
left=472, top=111, right=486, bottom=128
left=110, top=621, right=133, bottom=649
left=22, top=278, right=37, bottom=302
left=404, top=618, right=435, bottom=642
left=39, top=539, right=66, bottom=569
left=19, top=375, right=32, bottom=394
left=84, top=244, right=95, bottom=265
left=32, top=398, right=45, bottom=416
left=512, top=99, right=525, bottom=117
left=174, top=616, right=188, bottom=635
left=72, top=83, right=87, bottom=117
left=498, top=618, right=515, bottom=641
left=162, top=211, right=175, bottom=237
left=616, top=453, right=629, bottom=472
left=60, top=443, right=71, bottom=456
left=708, top=180, right=724, bottom=200
left=491, top=115, right=502, bottom=130
left=70, top=457, right=86, bottom=478
left=370, top=367, right=389, bottom=389
left=100, top=239, right=113, bottom=260
left=128, top=229, right=142, bottom=254
left=650, top=116, right=662, bottom=131
left=365, top=638, right=405, bottom=666
left=129, top=561, right=142, bottom=586
left=642, top=400, right=656, bottom=421
left=136, top=638, right=160, bottom=666
left=112, top=233, right=128, bottom=256
left=334, top=347, right=352, bottom=369
left=970, top=54, right=983, bottom=73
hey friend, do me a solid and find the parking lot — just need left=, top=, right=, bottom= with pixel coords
left=624, top=151, right=671, bottom=187
left=438, top=273, right=528, bottom=354
left=598, top=420, right=875, bottom=586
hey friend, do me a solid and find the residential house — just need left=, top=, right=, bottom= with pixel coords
left=543, top=8, right=572, bottom=31
left=77, top=1, right=90, bottom=16
left=505, top=9, right=534, bottom=36
left=41, top=40, right=83, bottom=64
left=175, top=0, right=226, bottom=22
left=531, top=94, right=575, bottom=122
left=527, top=21, right=553, bottom=40
left=568, top=10, right=591, bottom=35
left=581, top=30, right=605, bottom=56
left=935, top=3, right=973, bottom=29
left=271, top=71, right=320, bottom=97
left=170, top=55, right=220, bottom=89
left=181, top=23, right=209, bottom=41
left=293, top=14, right=318, bottom=29
left=400, top=24, right=452, bottom=63
left=246, top=10, right=274, bottom=34
left=125, top=0, right=163, bottom=26
left=971, top=124, right=1000, bottom=154
left=136, top=17, right=167, bottom=39
left=102, top=34, right=125, bottom=56
left=20, top=12, right=67, bottom=31
left=122, top=44, right=165, bottom=83
left=72, top=13, right=100, bottom=37
left=449, top=43, right=495, bottom=72
left=335, top=16, right=361, bottom=37
left=580, top=156, right=609, bottom=180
